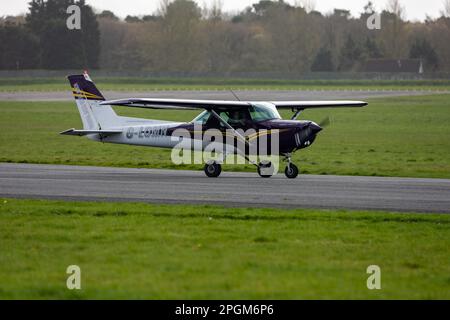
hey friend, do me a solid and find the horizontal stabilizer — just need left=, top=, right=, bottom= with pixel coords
left=60, top=128, right=122, bottom=137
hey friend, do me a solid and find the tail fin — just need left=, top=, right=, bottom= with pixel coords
left=68, top=72, right=121, bottom=130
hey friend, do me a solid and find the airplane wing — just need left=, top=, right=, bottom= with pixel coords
left=60, top=129, right=122, bottom=137
left=100, top=98, right=367, bottom=111
left=100, top=98, right=250, bottom=110
left=271, top=101, right=368, bottom=109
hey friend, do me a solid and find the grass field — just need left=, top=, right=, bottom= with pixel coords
left=0, top=198, right=448, bottom=300
left=0, top=94, right=450, bottom=178
left=1, top=78, right=450, bottom=92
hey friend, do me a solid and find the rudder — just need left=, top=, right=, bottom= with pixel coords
left=68, top=72, right=120, bottom=130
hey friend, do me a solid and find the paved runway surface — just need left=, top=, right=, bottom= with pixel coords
left=1, top=163, right=449, bottom=214
left=1, top=89, right=446, bottom=101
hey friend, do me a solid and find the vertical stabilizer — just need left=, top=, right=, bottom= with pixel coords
left=68, top=72, right=121, bottom=130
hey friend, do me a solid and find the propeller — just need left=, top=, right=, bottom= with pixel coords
left=296, top=117, right=330, bottom=147
left=319, top=116, right=331, bottom=128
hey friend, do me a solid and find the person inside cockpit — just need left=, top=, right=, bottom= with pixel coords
left=227, top=110, right=249, bottom=127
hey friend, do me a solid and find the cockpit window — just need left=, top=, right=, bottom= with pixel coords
left=249, top=103, right=282, bottom=122
left=193, top=103, right=281, bottom=125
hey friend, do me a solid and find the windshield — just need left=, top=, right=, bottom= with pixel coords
left=192, top=110, right=211, bottom=124
left=249, top=103, right=281, bottom=122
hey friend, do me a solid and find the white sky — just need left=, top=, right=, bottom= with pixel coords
left=0, top=0, right=446, bottom=21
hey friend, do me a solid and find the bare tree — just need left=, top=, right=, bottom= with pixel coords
left=204, top=0, right=223, bottom=20
left=297, top=0, right=316, bottom=13
left=364, top=1, right=376, bottom=15
left=444, top=0, right=450, bottom=17
left=387, top=0, right=405, bottom=19
left=158, top=0, right=171, bottom=17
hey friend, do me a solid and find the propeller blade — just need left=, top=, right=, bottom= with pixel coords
left=319, top=116, right=331, bottom=128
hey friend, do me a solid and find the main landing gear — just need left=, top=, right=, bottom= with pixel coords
left=255, top=155, right=300, bottom=179
left=257, top=161, right=275, bottom=178
left=204, top=161, right=222, bottom=178
left=203, top=155, right=300, bottom=179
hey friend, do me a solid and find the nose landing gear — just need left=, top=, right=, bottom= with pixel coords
left=285, top=164, right=299, bottom=179
left=284, top=154, right=299, bottom=179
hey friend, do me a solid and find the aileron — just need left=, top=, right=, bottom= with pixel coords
left=272, top=101, right=368, bottom=109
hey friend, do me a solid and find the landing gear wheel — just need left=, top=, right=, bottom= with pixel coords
left=204, top=162, right=222, bottom=178
left=258, top=161, right=274, bottom=178
left=285, top=164, right=299, bottom=179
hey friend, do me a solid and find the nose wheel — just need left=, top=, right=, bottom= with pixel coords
left=285, top=164, right=299, bottom=179
left=284, top=154, right=299, bottom=179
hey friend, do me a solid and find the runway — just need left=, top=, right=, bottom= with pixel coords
left=0, top=89, right=446, bottom=102
left=1, top=163, right=449, bottom=214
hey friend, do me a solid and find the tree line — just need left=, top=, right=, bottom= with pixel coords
left=1, top=0, right=450, bottom=73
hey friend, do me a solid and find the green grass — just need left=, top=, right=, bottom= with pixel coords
left=1, top=94, right=450, bottom=178
left=1, top=78, right=450, bottom=92
left=0, top=198, right=448, bottom=299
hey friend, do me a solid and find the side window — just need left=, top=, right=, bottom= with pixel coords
left=193, top=111, right=211, bottom=125
left=227, top=110, right=251, bottom=125
left=219, top=112, right=230, bottom=123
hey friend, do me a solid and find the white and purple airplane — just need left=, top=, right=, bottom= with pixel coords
left=61, top=72, right=367, bottom=178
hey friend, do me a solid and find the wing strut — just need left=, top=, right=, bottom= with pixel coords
left=291, top=109, right=303, bottom=120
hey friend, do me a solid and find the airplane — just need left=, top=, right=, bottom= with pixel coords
left=61, top=72, right=367, bottom=179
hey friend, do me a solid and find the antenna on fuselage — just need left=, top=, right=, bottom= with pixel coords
left=229, top=89, right=241, bottom=101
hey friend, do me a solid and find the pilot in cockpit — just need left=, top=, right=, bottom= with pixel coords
left=227, top=110, right=249, bottom=127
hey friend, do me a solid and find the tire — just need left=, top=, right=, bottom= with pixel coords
left=258, top=161, right=274, bottom=178
left=204, top=162, right=222, bottom=178
left=285, top=164, right=299, bottom=179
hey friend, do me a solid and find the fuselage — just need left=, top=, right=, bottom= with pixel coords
left=96, top=116, right=322, bottom=156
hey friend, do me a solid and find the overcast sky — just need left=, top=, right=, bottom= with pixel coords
left=0, top=0, right=447, bottom=21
